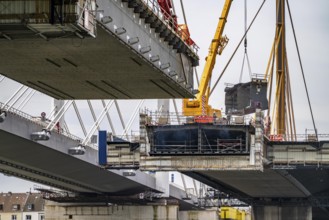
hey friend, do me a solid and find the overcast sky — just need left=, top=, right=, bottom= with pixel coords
left=1, top=0, right=329, bottom=192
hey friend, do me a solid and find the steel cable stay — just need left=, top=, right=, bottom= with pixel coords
left=17, top=90, right=36, bottom=111
left=115, top=100, right=127, bottom=137
left=0, top=85, right=131, bottom=144
left=2, top=85, right=25, bottom=110
left=286, top=0, right=318, bottom=139
left=51, top=99, right=118, bottom=145
left=0, top=81, right=74, bottom=137
left=122, top=100, right=145, bottom=137
left=172, top=0, right=195, bottom=122
left=1, top=85, right=31, bottom=112
left=47, top=100, right=73, bottom=131
left=65, top=100, right=117, bottom=139
left=81, top=100, right=115, bottom=146
left=239, top=0, right=253, bottom=83
left=87, top=100, right=100, bottom=131
left=179, top=0, right=201, bottom=87
left=0, top=75, right=5, bottom=83
left=72, top=101, right=88, bottom=137
left=48, top=105, right=57, bottom=120
left=71, top=100, right=118, bottom=143
left=7, top=87, right=30, bottom=111
left=62, top=120, right=71, bottom=134
left=102, top=100, right=116, bottom=136
left=210, top=0, right=267, bottom=96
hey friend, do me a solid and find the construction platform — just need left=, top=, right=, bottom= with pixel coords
left=146, top=123, right=254, bottom=155
left=137, top=110, right=329, bottom=213
left=0, top=0, right=198, bottom=99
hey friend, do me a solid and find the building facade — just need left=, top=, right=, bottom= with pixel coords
left=0, top=192, right=45, bottom=220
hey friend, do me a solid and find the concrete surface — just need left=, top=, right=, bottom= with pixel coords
left=253, top=206, right=312, bottom=220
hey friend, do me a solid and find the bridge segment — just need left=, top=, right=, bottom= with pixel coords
left=139, top=111, right=329, bottom=219
left=0, top=0, right=198, bottom=99
left=0, top=107, right=199, bottom=210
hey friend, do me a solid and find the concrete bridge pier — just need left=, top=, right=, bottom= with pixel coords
left=253, top=206, right=312, bottom=220
left=45, top=201, right=220, bottom=220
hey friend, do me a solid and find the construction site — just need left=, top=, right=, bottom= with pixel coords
left=0, top=0, right=328, bottom=219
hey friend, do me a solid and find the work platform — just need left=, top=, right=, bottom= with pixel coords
left=146, top=124, right=253, bottom=155
left=0, top=0, right=198, bottom=99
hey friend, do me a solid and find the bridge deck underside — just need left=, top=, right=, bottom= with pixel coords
left=0, top=25, right=193, bottom=99
left=0, top=129, right=151, bottom=195
left=187, top=170, right=307, bottom=198
left=185, top=168, right=329, bottom=203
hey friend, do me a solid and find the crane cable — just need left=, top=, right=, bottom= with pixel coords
left=179, top=0, right=188, bottom=26
left=210, top=0, right=267, bottom=96
left=178, top=0, right=200, bottom=87
left=170, top=0, right=188, bottom=84
left=239, top=0, right=253, bottom=83
left=286, top=0, right=318, bottom=139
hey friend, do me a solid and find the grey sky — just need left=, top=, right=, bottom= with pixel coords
left=176, top=0, right=329, bottom=133
left=1, top=0, right=329, bottom=192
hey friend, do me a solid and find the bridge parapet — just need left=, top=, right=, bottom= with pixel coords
left=0, top=101, right=96, bottom=149
left=96, top=0, right=199, bottom=90
left=266, top=140, right=329, bottom=168
left=0, top=0, right=97, bottom=39
left=140, top=155, right=262, bottom=171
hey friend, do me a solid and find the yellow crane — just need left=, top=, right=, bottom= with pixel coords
left=182, top=0, right=233, bottom=119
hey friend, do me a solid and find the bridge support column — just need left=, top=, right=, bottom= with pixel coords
left=45, top=201, right=221, bottom=220
left=253, top=206, right=312, bottom=220
left=45, top=201, right=179, bottom=220
left=179, top=209, right=219, bottom=220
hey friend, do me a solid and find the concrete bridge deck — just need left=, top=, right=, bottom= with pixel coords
left=140, top=119, right=329, bottom=218
left=0, top=109, right=198, bottom=210
left=0, top=0, right=198, bottom=99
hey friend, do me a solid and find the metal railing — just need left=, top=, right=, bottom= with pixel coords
left=141, top=109, right=253, bottom=126
left=142, top=110, right=329, bottom=143
left=0, top=102, right=97, bottom=150
left=139, top=0, right=199, bottom=54
left=76, top=0, right=97, bottom=37
left=151, top=143, right=248, bottom=155
left=265, top=133, right=329, bottom=142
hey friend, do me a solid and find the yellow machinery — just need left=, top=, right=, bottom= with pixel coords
left=182, top=0, right=233, bottom=118
left=220, top=207, right=250, bottom=220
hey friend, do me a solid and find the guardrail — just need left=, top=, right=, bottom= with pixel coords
left=141, top=110, right=329, bottom=143
left=0, top=102, right=97, bottom=150
left=141, top=109, right=253, bottom=126
left=266, top=133, right=329, bottom=142
left=76, top=0, right=97, bottom=37
left=140, top=0, right=199, bottom=54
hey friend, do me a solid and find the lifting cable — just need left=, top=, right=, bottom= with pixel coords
left=286, top=0, right=318, bottom=138
left=210, top=0, right=267, bottom=96
left=178, top=0, right=200, bottom=86
left=239, top=0, right=252, bottom=83
left=179, top=0, right=188, bottom=26
left=171, top=0, right=187, bottom=84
